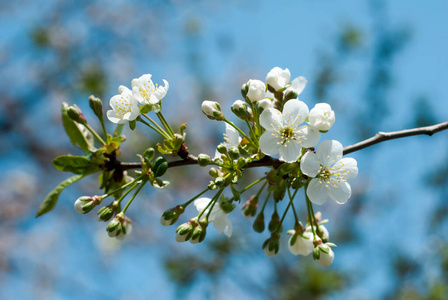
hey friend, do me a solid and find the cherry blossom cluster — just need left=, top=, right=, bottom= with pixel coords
left=39, top=67, right=358, bottom=268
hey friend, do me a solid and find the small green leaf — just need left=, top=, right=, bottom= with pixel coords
left=152, top=157, right=168, bottom=177
left=53, top=155, right=94, bottom=174
left=35, top=174, right=85, bottom=218
left=62, top=102, right=95, bottom=152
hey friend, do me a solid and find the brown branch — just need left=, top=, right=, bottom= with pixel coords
left=117, top=121, right=448, bottom=170
left=343, top=121, right=448, bottom=155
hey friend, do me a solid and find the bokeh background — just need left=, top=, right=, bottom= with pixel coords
left=1, top=0, right=448, bottom=299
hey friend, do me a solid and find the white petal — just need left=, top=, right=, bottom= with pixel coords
left=316, top=248, right=334, bottom=267
left=259, top=132, right=280, bottom=156
left=307, top=178, right=329, bottom=205
left=328, top=181, right=351, bottom=204
left=225, top=123, right=241, bottom=147
left=334, top=157, right=358, bottom=180
left=259, top=108, right=283, bottom=130
left=300, top=151, right=320, bottom=177
left=106, top=110, right=126, bottom=124
left=279, top=139, right=302, bottom=162
left=317, top=140, right=343, bottom=166
left=224, top=218, right=232, bottom=238
left=299, top=126, right=321, bottom=148
left=291, top=76, right=307, bottom=95
left=153, top=79, right=169, bottom=100
left=194, top=197, right=211, bottom=212
left=282, top=100, right=309, bottom=125
left=288, top=232, right=313, bottom=256
left=132, top=86, right=146, bottom=104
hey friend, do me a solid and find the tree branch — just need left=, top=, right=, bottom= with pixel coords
left=117, top=121, right=448, bottom=171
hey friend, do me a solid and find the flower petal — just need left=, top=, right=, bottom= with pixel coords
left=307, top=178, right=329, bottom=205
left=317, top=140, right=343, bottom=166
left=291, top=76, right=307, bottom=95
left=107, top=110, right=126, bottom=124
left=334, top=157, right=358, bottom=180
left=259, top=108, right=283, bottom=131
left=299, top=126, right=321, bottom=148
left=259, top=132, right=280, bottom=156
left=283, top=100, right=309, bottom=125
left=225, top=123, right=241, bottom=147
left=194, top=197, right=211, bottom=212
left=328, top=181, right=351, bottom=204
left=300, top=151, right=320, bottom=177
left=279, top=139, right=302, bottom=162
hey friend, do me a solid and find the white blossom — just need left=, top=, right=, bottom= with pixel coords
left=315, top=244, right=335, bottom=267
left=106, top=86, right=140, bottom=124
left=266, top=67, right=291, bottom=91
left=194, top=198, right=232, bottom=237
left=288, top=231, right=314, bottom=256
left=215, top=123, right=242, bottom=159
left=309, top=103, right=335, bottom=132
left=246, top=79, right=267, bottom=102
left=301, top=140, right=358, bottom=205
left=201, top=100, right=224, bottom=120
left=259, top=99, right=320, bottom=162
left=284, top=76, right=307, bottom=97
left=132, top=73, right=169, bottom=105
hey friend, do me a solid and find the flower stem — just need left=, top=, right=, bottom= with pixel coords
left=305, top=185, right=316, bottom=239
left=260, top=189, right=272, bottom=213
left=85, top=124, right=106, bottom=145
left=138, top=117, right=170, bottom=139
left=182, top=187, right=210, bottom=207
left=143, top=113, right=170, bottom=137
left=114, top=124, right=124, bottom=136
left=240, top=177, right=266, bottom=194
left=157, top=112, right=175, bottom=137
left=250, top=102, right=262, bottom=137
left=122, top=179, right=147, bottom=213
left=104, top=177, right=142, bottom=198
left=287, top=187, right=300, bottom=224
left=115, top=181, right=140, bottom=205
left=223, top=118, right=258, bottom=148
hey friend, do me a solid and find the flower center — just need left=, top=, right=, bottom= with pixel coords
left=316, top=160, right=348, bottom=189
left=115, top=96, right=132, bottom=118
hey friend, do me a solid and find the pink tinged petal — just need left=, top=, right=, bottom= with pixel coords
left=282, top=100, right=309, bottom=125
left=279, top=138, right=302, bottom=162
left=307, top=178, right=330, bottom=205
left=300, top=151, right=320, bottom=177
left=299, top=126, right=321, bottom=148
left=317, top=140, right=343, bottom=166
left=328, top=181, right=351, bottom=204
left=259, top=132, right=281, bottom=156
left=259, top=108, right=283, bottom=130
left=334, top=157, right=358, bottom=180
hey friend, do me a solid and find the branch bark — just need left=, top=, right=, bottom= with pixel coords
left=118, top=121, right=448, bottom=171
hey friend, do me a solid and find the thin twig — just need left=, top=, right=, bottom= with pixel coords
left=116, top=121, right=448, bottom=171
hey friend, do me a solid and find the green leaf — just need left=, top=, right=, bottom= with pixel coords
left=53, top=155, right=95, bottom=174
left=62, top=102, right=94, bottom=152
left=152, top=157, right=168, bottom=177
left=35, top=174, right=84, bottom=218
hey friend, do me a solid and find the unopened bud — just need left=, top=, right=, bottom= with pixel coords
left=246, top=79, right=267, bottom=103
left=214, top=176, right=226, bottom=188
left=228, top=146, right=240, bottom=160
left=241, top=83, right=249, bottom=99
left=216, top=143, right=228, bottom=155
left=115, top=216, right=132, bottom=240
left=190, top=220, right=208, bottom=244
left=201, top=100, right=224, bottom=121
left=231, top=100, right=251, bottom=120
left=74, top=195, right=102, bottom=214
left=209, top=167, right=220, bottom=178
left=67, top=105, right=87, bottom=124
left=160, top=205, right=185, bottom=226
left=175, top=219, right=197, bottom=242
left=262, top=233, right=280, bottom=257
left=314, top=243, right=335, bottom=267
left=89, top=95, right=103, bottom=119
left=268, top=211, right=281, bottom=232
left=97, top=201, right=119, bottom=222
left=242, top=195, right=258, bottom=218
left=252, top=212, right=265, bottom=233
left=106, top=212, right=124, bottom=237
left=143, top=147, right=155, bottom=160
left=284, top=89, right=298, bottom=101
left=197, top=154, right=212, bottom=167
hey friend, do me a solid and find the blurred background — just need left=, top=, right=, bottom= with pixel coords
left=1, top=0, right=448, bottom=299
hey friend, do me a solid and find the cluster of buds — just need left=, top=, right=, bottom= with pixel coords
left=106, top=212, right=133, bottom=240
left=175, top=218, right=209, bottom=243
left=160, top=205, right=185, bottom=226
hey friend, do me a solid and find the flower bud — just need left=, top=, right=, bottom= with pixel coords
left=266, top=67, right=291, bottom=91
left=268, top=211, right=281, bottom=232
left=97, top=201, right=119, bottom=222
left=209, top=167, right=221, bottom=178
left=242, top=195, right=258, bottom=218
left=241, top=82, right=249, bottom=99
left=262, top=233, right=280, bottom=257
left=213, top=157, right=224, bottom=165
left=246, top=79, right=267, bottom=103
left=307, top=224, right=330, bottom=242
left=220, top=199, right=236, bottom=214
left=214, top=176, right=226, bottom=188
left=143, top=147, right=155, bottom=160
left=115, top=216, right=132, bottom=240
left=197, top=154, right=212, bottom=167
left=190, top=220, right=208, bottom=244
left=160, top=205, right=185, bottom=226
left=313, top=243, right=335, bottom=267
left=257, top=98, right=274, bottom=111
left=106, top=212, right=126, bottom=238
left=89, top=95, right=103, bottom=119
left=231, top=100, right=251, bottom=120
left=74, top=195, right=102, bottom=214
left=216, top=143, right=228, bottom=155
left=67, top=105, right=87, bottom=124
left=175, top=219, right=197, bottom=242
left=252, top=212, right=265, bottom=233
left=228, top=146, right=240, bottom=160
left=288, top=231, right=314, bottom=256
left=201, top=100, right=224, bottom=121
left=308, top=103, right=335, bottom=132
left=284, top=89, right=298, bottom=101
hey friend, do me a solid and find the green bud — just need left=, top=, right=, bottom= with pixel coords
left=152, top=157, right=168, bottom=177
left=231, top=100, right=250, bottom=120
left=190, top=220, right=208, bottom=244
left=228, top=146, right=240, bottom=160
left=252, top=212, right=265, bottom=233
left=143, top=148, right=155, bottom=160
left=209, top=167, right=220, bottom=178
left=262, top=233, right=280, bottom=257
left=74, top=195, right=102, bottom=214
left=213, top=157, right=224, bottom=166
left=89, top=95, right=103, bottom=119
left=175, top=219, right=197, bottom=242
left=106, top=213, right=124, bottom=237
left=197, top=154, right=212, bottom=167
left=268, top=211, right=281, bottom=232
left=242, top=195, right=258, bottom=218
left=97, top=201, right=119, bottom=222
left=67, top=105, right=87, bottom=125
left=216, top=143, right=228, bottom=154
left=214, top=176, right=226, bottom=188
left=160, top=205, right=185, bottom=226
left=313, top=246, right=321, bottom=260
left=284, top=89, right=298, bottom=101
left=273, top=180, right=287, bottom=201
left=241, top=83, right=249, bottom=99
